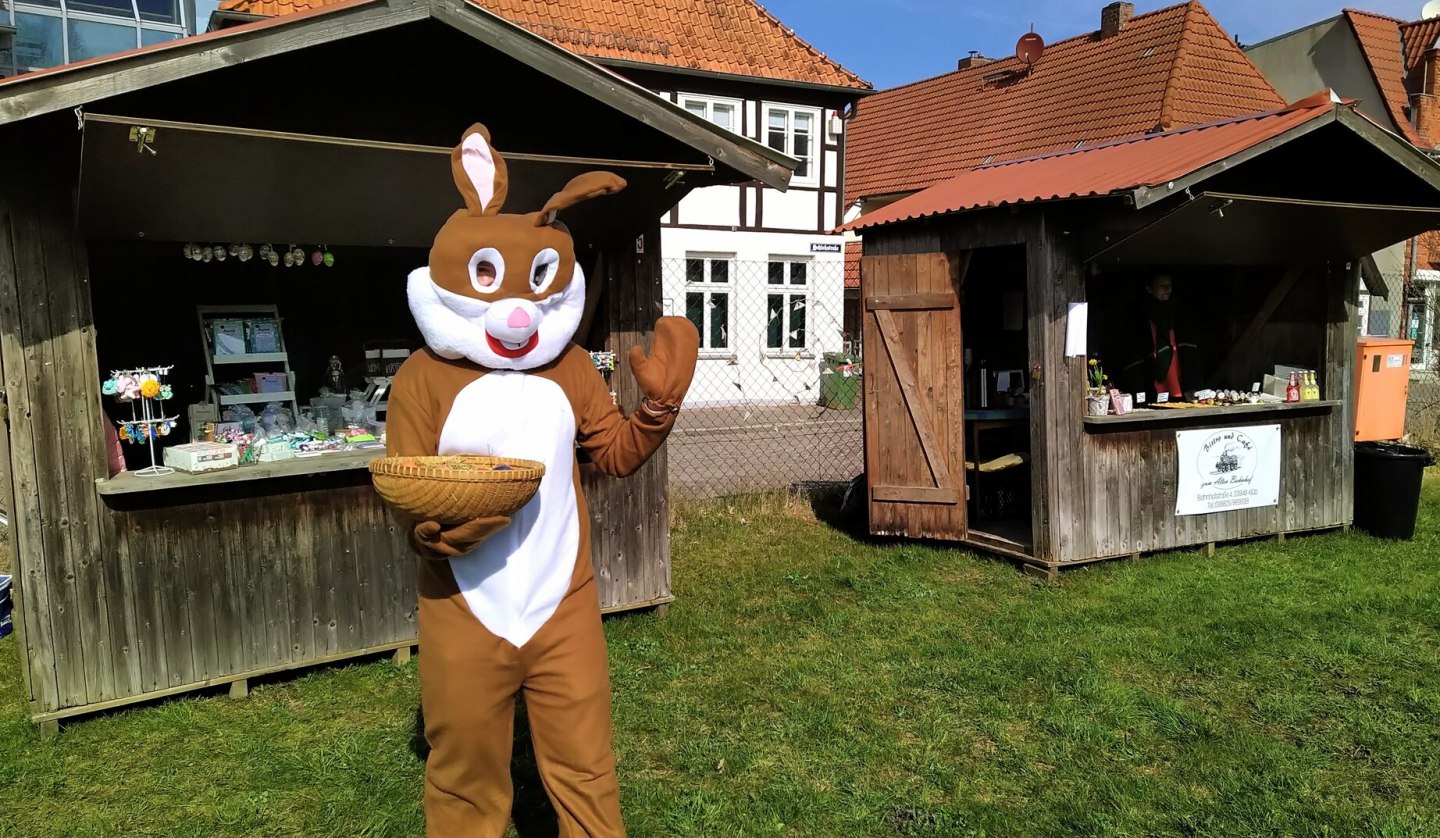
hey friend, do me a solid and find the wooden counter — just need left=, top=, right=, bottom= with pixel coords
left=1083, top=400, right=1340, bottom=428
left=94, top=449, right=383, bottom=495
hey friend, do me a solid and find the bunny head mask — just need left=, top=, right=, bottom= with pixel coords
left=408, top=123, right=626, bottom=371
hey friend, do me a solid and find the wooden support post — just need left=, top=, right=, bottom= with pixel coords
left=228, top=679, right=249, bottom=700
left=393, top=645, right=413, bottom=665
left=1022, top=562, right=1058, bottom=583
left=1275, top=531, right=1287, bottom=544
left=38, top=720, right=60, bottom=740
left=1204, top=542, right=1216, bottom=557
left=1128, top=552, right=1140, bottom=562
left=653, top=603, right=671, bottom=619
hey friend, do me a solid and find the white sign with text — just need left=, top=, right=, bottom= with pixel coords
left=1175, top=424, right=1281, bottom=516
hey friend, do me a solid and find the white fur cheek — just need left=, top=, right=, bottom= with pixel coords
left=406, top=265, right=586, bottom=371
left=407, top=267, right=502, bottom=366
left=526, top=266, right=586, bottom=369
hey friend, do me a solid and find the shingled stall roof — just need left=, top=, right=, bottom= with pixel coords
left=841, top=91, right=1440, bottom=240
left=212, top=0, right=870, bottom=91
left=845, top=1, right=1285, bottom=205
left=1345, top=9, right=1427, bottom=145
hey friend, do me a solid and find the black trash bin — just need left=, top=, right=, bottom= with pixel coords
left=1353, top=441, right=1435, bottom=540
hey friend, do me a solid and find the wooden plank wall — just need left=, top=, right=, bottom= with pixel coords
left=1028, top=214, right=1088, bottom=564
left=95, top=475, right=415, bottom=713
left=580, top=224, right=673, bottom=612
left=1077, top=410, right=1348, bottom=560
left=1325, top=260, right=1360, bottom=525
left=0, top=116, right=117, bottom=717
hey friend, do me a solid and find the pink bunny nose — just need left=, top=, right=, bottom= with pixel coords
left=507, top=308, right=532, bottom=329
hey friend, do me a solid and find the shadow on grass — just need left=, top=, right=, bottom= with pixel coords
left=410, top=698, right=560, bottom=837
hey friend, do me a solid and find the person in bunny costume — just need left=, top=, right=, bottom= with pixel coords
left=385, top=123, right=698, bottom=837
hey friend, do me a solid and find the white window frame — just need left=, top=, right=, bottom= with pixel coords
left=684, top=252, right=734, bottom=355
left=678, top=93, right=742, bottom=136
left=766, top=256, right=812, bottom=355
left=762, top=103, right=821, bottom=187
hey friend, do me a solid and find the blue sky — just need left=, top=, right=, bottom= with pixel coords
left=761, top=1, right=1426, bottom=89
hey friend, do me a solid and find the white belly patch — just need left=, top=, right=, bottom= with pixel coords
left=437, top=372, right=579, bottom=647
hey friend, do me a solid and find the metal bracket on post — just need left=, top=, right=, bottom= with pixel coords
left=128, top=125, right=157, bottom=156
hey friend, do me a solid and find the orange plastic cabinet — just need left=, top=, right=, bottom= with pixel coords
left=1353, top=337, right=1413, bottom=442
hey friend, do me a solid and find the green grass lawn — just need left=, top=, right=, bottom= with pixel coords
left=2, top=476, right=1439, bottom=837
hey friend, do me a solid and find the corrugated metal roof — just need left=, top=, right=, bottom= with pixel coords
left=841, top=93, right=1343, bottom=233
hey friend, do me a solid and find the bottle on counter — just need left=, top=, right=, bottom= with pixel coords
left=1286, top=371, right=1300, bottom=403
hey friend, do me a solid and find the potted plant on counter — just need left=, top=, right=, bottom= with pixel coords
left=1087, top=357, right=1109, bottom=416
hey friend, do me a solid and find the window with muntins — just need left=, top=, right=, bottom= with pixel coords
left=679, top=94, right=739, bottom=135
left=765, top=105, right=818, bottom=183
left=767, top=258, right=809, bottom=350
left=685, top=255, right=732, bottom=350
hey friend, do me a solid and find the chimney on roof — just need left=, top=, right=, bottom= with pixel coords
left=957, top=50, right=994, bottom=70
left=1412, top=47, right=1440, bottom=144
left=1100, top=2, right=1134, bottom=39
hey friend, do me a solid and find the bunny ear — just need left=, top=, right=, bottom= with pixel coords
left=452, top=124, right=509, bottom=216
left=535, top=172, right=627, bottom=226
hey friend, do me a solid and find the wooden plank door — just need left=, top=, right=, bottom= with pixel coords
left=862, top=251, right=968, bottom=540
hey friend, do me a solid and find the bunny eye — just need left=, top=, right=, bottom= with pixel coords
left=468, top=248, right=505, bottom=294
left=530, top=248, right=561, bottom=294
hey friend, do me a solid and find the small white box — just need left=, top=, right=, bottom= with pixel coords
left=258, top=444, right=294, bottom=463
left=163, top=442, right=239, bottom=473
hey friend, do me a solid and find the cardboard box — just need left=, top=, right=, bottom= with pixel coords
left=382, top=348, right=411, bottom=375
left=163, top=442, right=239, bottom=473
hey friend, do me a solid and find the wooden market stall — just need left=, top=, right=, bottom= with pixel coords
left=0, top=0, right=796, bottom=731
left=844, top=92, right=1440, bottom=578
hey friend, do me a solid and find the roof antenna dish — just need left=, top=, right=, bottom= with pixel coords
left=1016, top=26, right=1045, bottom=69
left=1424, top=0, right=1440, bottom=19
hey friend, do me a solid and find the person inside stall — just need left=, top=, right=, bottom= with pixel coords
left=1119, top=273, right=1203, bottom=402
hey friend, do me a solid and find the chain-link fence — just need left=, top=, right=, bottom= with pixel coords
left=662, top=257, right=863, bottom=498
left=1362, top=273, right=1440, bottom=446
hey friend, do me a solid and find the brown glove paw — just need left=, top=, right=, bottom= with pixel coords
left=628, top=316, right=699, bottom=409
left=412, top=516, right=511, bottom=559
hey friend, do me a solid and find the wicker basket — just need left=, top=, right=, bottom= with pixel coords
left=369, top=455, right=546, bottom=525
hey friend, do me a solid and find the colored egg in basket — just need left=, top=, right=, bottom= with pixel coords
left=368, top=455, right=546, bottom=525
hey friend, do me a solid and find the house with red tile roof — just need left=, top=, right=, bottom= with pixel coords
left=1247, top=8, right=1440, bottom=372
left=844, top=2, right=1285, bottom=217
left=211, top=0, right=873, bottom=407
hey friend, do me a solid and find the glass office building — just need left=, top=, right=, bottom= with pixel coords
left=0, top=0, right=199, bottom=77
